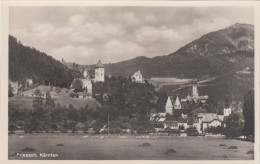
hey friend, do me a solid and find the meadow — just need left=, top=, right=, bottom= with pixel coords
left=8, top=134, right=254, bottom=160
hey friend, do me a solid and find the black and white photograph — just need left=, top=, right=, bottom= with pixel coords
left=1, top=1, right=259, bottom=162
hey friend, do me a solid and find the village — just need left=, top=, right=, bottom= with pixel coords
left=8, top=59, right=242, bottom=137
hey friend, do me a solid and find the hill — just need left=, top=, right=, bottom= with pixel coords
left=92, top=23, right=254, bottom=79
left=9, top=85, right=101, bottom=110
left=93, top=23, right=254, bottom=103
left=9, top=35, right=82, bottom=88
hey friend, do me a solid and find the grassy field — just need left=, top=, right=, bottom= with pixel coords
left=8, top=134, right=254, bottom=160
left=9, top=96, right=101, bottom=110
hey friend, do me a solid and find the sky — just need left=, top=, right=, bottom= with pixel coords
left=9, top=7, right=254, bottom=65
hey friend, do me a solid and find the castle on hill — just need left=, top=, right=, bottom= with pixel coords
left=70, top=60, right=105, bottom=97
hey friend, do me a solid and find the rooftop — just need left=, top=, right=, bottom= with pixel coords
left=95, top=60, right=104, bottom=68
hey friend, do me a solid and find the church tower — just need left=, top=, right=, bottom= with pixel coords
left=224, top=107, right=231, bottom=117
left=165, top=97, right=173, bottom=114
left=95, top=60, right=104, bottom=82
left=192, top=85, right=198, bottom=97
left=174, top=96, right=182, bottom=109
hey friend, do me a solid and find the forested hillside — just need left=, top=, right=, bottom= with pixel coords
left=9, top=35, right=82, bottom=88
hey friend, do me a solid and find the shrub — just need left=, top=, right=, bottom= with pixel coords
left=165, top=149, right=177, bottom=155
left=219, top=144, right=226, bottom=146
left=139, top=143, right=152, bottom=147
left=228, top=146, right=238, bottom=149
left=56, top=144, right=64, bottom=146
left=21, top=147, right=36, bottom=152
left=185, top=127, right=199, bottom=136
left=247, top=150, right=254, bottom=154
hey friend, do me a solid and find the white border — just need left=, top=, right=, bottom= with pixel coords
left=1, top=1, right=260, bottom=164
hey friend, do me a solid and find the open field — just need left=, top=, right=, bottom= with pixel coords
left=149, top=77, right=193, bottom=90
left=9, top=134, right=254, bottom=160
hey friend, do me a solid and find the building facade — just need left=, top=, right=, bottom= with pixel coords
left=131, top=70, right=143, bottom=83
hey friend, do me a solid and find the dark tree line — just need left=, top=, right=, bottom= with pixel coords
left=243, top=89, right=254, bottom=139
left=9, top=35, right=82, bottom=88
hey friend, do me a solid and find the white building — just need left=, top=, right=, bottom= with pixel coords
left=95, top=60, right=105, bottom=82
left=83, top=68, right=89, bottom=78
left=26, top=78, right=33, bottom=88
left=131, top=70, right=143, bottom=83
left=223, top=107, right=232, bottom=117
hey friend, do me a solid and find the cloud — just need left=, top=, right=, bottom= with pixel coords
left=9, top=7, right=254, bottom=64
left=68, top=14, right=85, bottom=26
left=115, top=12, right=141, bottom=26
left=67, top=22, right=125, bottom=43
left=134, top=26, right=181, bottom=45
left=51, top=45, right=98, bottom=63
left=103, top=39, right=146, bottom=58
left=53, top=26, right=73, bottom=36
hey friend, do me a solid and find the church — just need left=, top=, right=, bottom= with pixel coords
left=165, top=96, right=183, bottom=115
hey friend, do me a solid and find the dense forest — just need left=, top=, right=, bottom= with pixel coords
left=9, top=35, right=82, bottom=88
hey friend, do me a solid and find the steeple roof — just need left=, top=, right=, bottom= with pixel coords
left=165, top=96, right=173, bottom=107
left=95, top=60, right=104, bottom=68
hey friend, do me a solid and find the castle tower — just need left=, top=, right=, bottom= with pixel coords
left=165, top=97, right=173, bottom=114
left=95, top=60, right=104, bottom=82
left=174, top=96, right=182, bottom=109
left=192, top=85, right=198, bottom=97
left=83, top=69, right=88, bottom=78
left=224, top=107, right=231, bottom=117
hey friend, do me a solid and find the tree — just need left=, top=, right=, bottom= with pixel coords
left=224, top=113, right=243, bottom=138
left=243, top=89, right=254, bottom=139
left=26, top=89, right=46, bottom=132
left=8, top=103, right=20, bottom=133
left=71, top=79, right=84, bottom=92
left=185, top=127, right=199, bottom=136
left=8, top=84, right=14, bottom=97
left=45, top=91, right=55, bottom=110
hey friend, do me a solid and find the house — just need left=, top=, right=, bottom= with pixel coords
left=163, top=121, right=178, bottom=130
left=78, top=92, right=92, bottom=99
left=181, top=113, right=188, bottom=119
left=94, top=60, right=105, bottom=82
left=158, top=118, right=166, bottom=122
left=9, top=80, right=19, bottom=95
left=131, top=70, right=143, bottom=83
left=177, top=121, right=189, bottom=130
left=197, top=113, right=223, bottom=133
